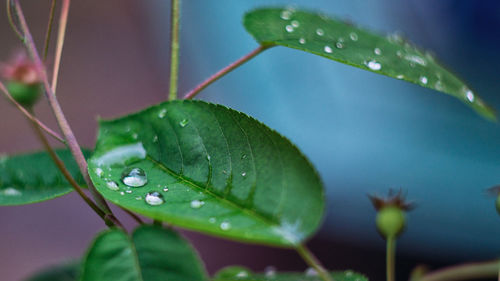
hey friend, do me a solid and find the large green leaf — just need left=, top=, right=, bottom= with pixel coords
left=213, top=266, right=368, bottom=281
left=244, top=8, right=495, bottom=120
left=0, top=149, right=88, bottom=206
left=80, top=225, right=207, bottom=281
left=24, top=262, right=78, bottom=281
left=88, top=100, right=324, bottom=247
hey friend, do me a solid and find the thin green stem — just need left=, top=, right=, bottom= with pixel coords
left=183, top=45, right=271, bottom=100
left=0, top=81, right=65, bottom=144
left=12, top=0, right=114, bottom=217
left=296, top=244, right=333, bottom=281
left=386, top=237, right=396, bottom=281
left=168, top=0, right=180, bottom=100
left=6, top=0, right=24, bottom=41
left=42, top=0, right=57, bottom=60
left=51, top=0, right=70, bottom=94
left=419, top=260, right=499, bottom=281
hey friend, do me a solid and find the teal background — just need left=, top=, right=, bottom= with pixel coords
left=147, top=0, right=500, bottom=260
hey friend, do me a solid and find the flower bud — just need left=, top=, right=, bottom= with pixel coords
left=1, top=51, right=42, bottom=107
left=369, top=190, right=414, bottom=240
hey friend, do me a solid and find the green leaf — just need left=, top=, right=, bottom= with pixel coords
left=88, top=100, right=324, bottom=247
left=24, top=262, right=78, bottom=281
left=80, top=225, right=207, bottom=281
left=0, top=149, right=89, bottom=206
left=213, top=266, right=368, bottom=281
left=244, top=8, right=496, bottom=120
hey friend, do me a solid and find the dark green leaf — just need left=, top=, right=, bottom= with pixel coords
left=80, top=225, right=207, bottom=281
left=88, top=100, right=325, bottom=247
left=244, top=8, right=495, bottom=120
left=213, top=266, right=368, bottom=281
left=23, top=262, right=78, bottom=281
left=0, top=149, right=89, bottom=206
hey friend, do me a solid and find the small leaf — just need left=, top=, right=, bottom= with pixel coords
left=244, top=8, right=496, bottom=120
left=23, top=262, right=78, bottom=281
left=213, top=266, right=368, bottom=281
left=0, top=149, right=89, bottom=206
left=88, top=100, right=325, bottom=247
left=80, top=225, right=207, bottom=281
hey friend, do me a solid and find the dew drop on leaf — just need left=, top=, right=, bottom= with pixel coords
left=145, top=191, right=164, bottom=206
left=419, top=76, right=428, bottom=85
left=374, top=48, right=382, bottom=55
left=291, top=20, right=299, bottom=27
left=299, top=38, right=306, bottom=44
left=324, top=45, right=333, bottom=53
left=158, top=108, right=167, bottom=119
left=121, top=167, right=148, bottom=187
left=285, top=25, right=294, bottom=32
left=366, top=60, right=382, bottom=71
left=179, top=119, right=189, bottom=128
left=220, top=221, right=231, bottom=231
left=316, top=28, right=324, bottom=36
left=349, top=32, right=358, bottom=41
left=106, top=181, right=119, bottom=191
left=190, top=199, right=205, bottom=209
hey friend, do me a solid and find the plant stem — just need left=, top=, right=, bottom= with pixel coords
left=51, top=0, right=70, bottom=94
left=6, top=0, right=24, bottom=41
left=419, top=260, right=499, bottom=281
left=168, top=0, right=180, bottom=100
left=120, top=206, right=144, bottom=225
left=0, top=81, right=65, bottom=144
left=42, top=0, right=57, bottom=61
left=296, top=244, right=333, bottom=281
left=27, top=111, right=107, bottom=222
left=386, top=237, right=396, bottom=281
left=183, top=45, right=271, bottom=100
left=13, top=0, right=113, bottom=216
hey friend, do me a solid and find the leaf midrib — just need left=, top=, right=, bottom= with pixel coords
left=147, top=156, right=280, bottom=228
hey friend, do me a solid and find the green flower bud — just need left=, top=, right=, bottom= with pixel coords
left=376, top=206, right=406, bottom=238
left=6, top=81, right=42, bottom=107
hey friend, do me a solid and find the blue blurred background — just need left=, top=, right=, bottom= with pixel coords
left=1, top=1, right=499, bottom=280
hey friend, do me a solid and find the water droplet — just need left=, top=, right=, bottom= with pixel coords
left=280, top=10, right=291, bottom=20
left=220, top=221, right=231, bottom=231
left=396, top=74, right=404, bottom=80
left=291, top=20, right=299, bottom=28
left=298, top=38, right=306, bottom=44
left=285, top=25, right=294, bottom=32
left=209, top=217, right=216, bottom=223
left=120, top=191, right=125, bottom=196
left=241, top=154, right=247, bottom=159
left=264, top=266, right=277, bottom=277
left=145, top=191, right=164, bottom=206
left=2, top=187, right=21, bottom=196
left=465, top=89, right=475, bottom=102
left=132, top=133, right=138, bottom=140
left=316, top=28, right=324, bottom=36
left=158, top=108, right=167, bottom=118
left=374, top=48, right=382, bottom=55
left=419, top=76, right=428, bottom=85
left=106, top=181, right=119, bottom=191
left=236, top=271, right=248, bottom=278
left=121, top=167, right=148, bottom=187
left=349, top=32, right=358, bottom=41
left=135, top=196, right=142, bottom=200
left=324, top=45, right=333, bottom=53
left=125, top=190, right=132, bottom=194
left=190, top=199, right=205, bottom=209
left=241, top=172, right=247, bottom=177
left=95, top=168, right=104, bottom=178
left=179, top=119, right=189, bottom=127
left=152, top=135, right=158, bottom=143
left=396, top=50, right=403, bottom=58
left=366, top=60, right=381, bottom=71
left=305, top=268, right=318, bottom=276
left=335, top=42, right=344, bottom=49
left=206, top=155, right=211, bottom=161
left=163, top=187, right=169, bottom=192
left=405, top=55, right=427, bottom=66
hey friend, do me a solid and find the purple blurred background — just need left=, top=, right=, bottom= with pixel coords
left=1, top=1, right=500, bottom=280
